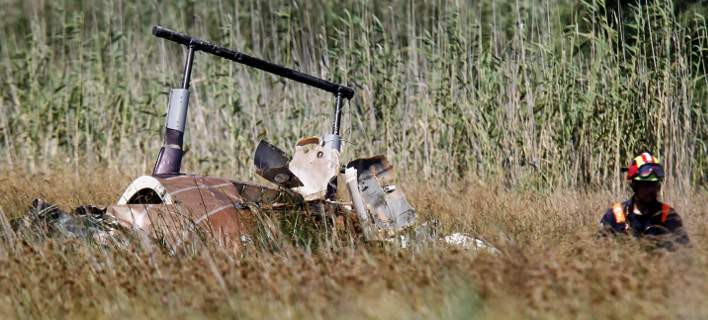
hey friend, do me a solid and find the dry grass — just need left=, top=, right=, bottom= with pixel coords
left=0, top=167, right=705, bottom=319
left=1, top=1, right=706, bottom=318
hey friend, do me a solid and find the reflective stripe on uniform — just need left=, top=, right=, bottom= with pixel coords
left=661, top=203, right=671, bottom=224
left=612, top=203, right=626, bottom=224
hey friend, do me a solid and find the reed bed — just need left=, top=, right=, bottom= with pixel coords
left=1, top=0, right=705, bottom=189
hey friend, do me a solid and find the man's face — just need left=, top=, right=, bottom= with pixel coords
left=634, top=181, right=661, bottom=203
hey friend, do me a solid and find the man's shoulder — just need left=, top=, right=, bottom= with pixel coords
left=600, top=199, right=631, bottom=226
left=602, top=199, right=632, bottom=214
left=658, top=201, right=675, bottom=211
left=657, top=201, right=681, bottom=220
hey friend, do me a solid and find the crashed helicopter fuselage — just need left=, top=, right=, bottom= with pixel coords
left=15, top=26, right=496, bottom=254
left=96, top=26, right=417, bottom=251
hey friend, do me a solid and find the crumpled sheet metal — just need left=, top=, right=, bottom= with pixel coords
left=288, top=137, right=340, bottom=201
left=111, top=174, right=298, bottom=249
left=253, top=140, right=303, bottom=188
left=347, top=156, right=416, bottom=234
left=106, top=204, right=199, bottom=249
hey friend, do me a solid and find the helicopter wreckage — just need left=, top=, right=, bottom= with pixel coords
left=12, top=26, right=497, bottom=254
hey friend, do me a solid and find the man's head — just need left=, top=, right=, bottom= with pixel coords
left=626, top=152, right=665, bottom=204
left=633, top=180, right=661, bottom=203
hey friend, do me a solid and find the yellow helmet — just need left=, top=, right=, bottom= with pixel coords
left=626, top=152, right=664, bottom=182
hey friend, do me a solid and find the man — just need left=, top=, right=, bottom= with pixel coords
left=599, top=152, right=690, bottom=249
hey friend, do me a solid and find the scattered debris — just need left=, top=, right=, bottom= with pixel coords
left=443, top=233, right=501, bottom=254
left=11, top=26, right=498, bottom=256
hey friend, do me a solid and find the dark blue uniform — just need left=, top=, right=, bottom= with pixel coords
left=600, top=198, right=690, bottom=249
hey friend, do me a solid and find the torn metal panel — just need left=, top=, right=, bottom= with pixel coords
left=254, top=140, right=303, bottom=188
left=288, top=137, right=340, bottom=201
left=344, top=167, right=375, bottom=240
left=107, top=203, right=194, bottom=249
left=113, top=174, right=300, bottom=250
left=442, top=233, right=501, bottom=254
left=347, top=156, right=416, bottom=234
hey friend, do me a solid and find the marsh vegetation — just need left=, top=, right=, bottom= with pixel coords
left=0, top=0, right=706, bottom=318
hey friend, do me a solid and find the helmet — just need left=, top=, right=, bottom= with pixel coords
left=626, top=152, right=664, bottom=182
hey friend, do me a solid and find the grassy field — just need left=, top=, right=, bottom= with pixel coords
left=0, top=169, right=706, bottom=319
left=1, top=0, right=707, bottom=318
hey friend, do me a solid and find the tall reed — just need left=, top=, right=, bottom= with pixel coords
left=0, top=0, right=705, bottom=191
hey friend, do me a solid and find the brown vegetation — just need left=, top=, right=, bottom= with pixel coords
left=1, top=0, right=706, bottom=318
left=1, top=168, right=705, bottom=319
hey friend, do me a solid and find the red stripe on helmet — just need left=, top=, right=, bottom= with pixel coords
left=642, top=153, right=651, bottom=163
left=627, top=164, right=638, bottom=180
